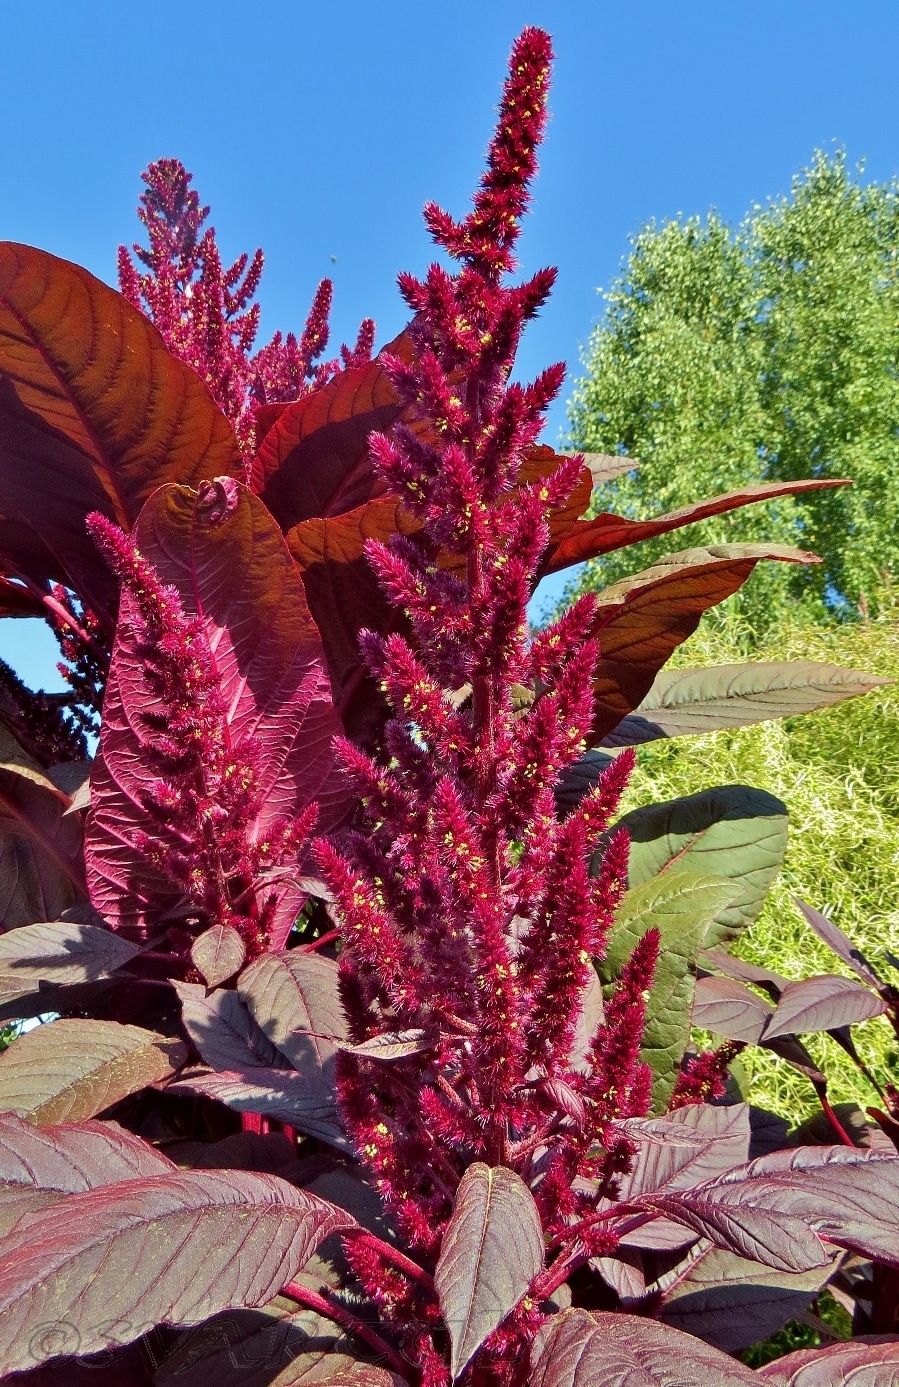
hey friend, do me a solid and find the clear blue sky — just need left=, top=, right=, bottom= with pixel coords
left=3, top=0, right=899, bottom=689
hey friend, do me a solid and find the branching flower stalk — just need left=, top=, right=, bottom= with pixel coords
left=313, top=29, right=660, bottom=1382
left=118, top=158, right=375, bottom=458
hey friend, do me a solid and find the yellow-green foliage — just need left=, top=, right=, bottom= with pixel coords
left=619, top=600, right=899, bottom=1121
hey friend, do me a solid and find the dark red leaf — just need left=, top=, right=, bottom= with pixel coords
left=171, top=981, right=346, bottom=1148
left=287, top=495, right=419, bottom=733
left=190, top=925, right=246, bottom=988
left=699, top=949, right=788, bottom=998
left=763, top=975, right=887, bottom=1040
left=435, top=1162, right=544, bottom=1378
left=0, top=726, right=86, bottom=928
left=587, top=544, right=820, bottom=742
left=0, top=917, right=139, bottom=1005
left=795, top=899, right=886, bottom=992
left=756, top=1336, right=899, bottom=1384
left=237, top=950, right=346, bottom=1074
left=650, top=1145, right=899, bottom=1272
left=0, top=1167, right=354, bottom=1375
left=692, top=975, right=775, bottom=1044
left=154, top=1299, right=384, bottom=1387
left=530, top=1308, right=760, bottom=1387
left=555, top=750, right=616, bottom=817
left=608, top=1103, right=751, bottom=1252
left=0, top=1110, right=175, bottom=1189
left=0, top=243, right=242, bottom=623
left=251, top=331, right=413, bottom=531
left=0, top=1017, right=187, bottom=1123
left=339, top=1029, right=435, bottom=1060
left=544, top=479, right=849, bottom=575
left=86, top=480, right=347, bottom=940
left=0, top=578, right=45, bottom=617
left=659, top=1244, right=838, bottom=1354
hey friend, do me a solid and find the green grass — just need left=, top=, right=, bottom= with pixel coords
left=617, top=597, right=899, bottom=1122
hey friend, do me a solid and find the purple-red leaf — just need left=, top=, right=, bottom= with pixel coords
left=0, top=727, right=86, bottom=928
left=190, top=924, right=246, bottom=988
left=0, top=1110, right=175, bottom=1189
left=587, top=544, right=820, bottom=742
left=756, top=1336, right=899, bottom=1384
left=251, top=336, right=411, bottom=530
left=607, top=1102, right=751, bottom=1252
left=544, top=478, right=849, bottom=575
left=650, top=1145, right=899, bottom=1272
left=171, top=981, right=346, bottom=1147
left=0, top=243, right=242, bottom=622
left=795, top=898, right=886, bottom=991
left=0, top=1017, right=187, bottom=1123
left=692, top=975, right=775, bottom=1044
left=0, top=917, right=139, bottom=1004
left=435, top=1162, right=544, bottom=1378
left=237, top=950, right=346, bottom=1074
left=699, top=949, right=788, bottom=998
left=0, top=578, right=45, bottom=617
left=659, top=1244, right=838, bottom=1354
left=530, top=1308, right=760, bottom=1387
left=155, top=1299, right=389, bottom=1387
left=86, top=480, right=347, bottom=940
left=287, top=495, right=418, bottom=737
left=763, top=975, right=887, bottom=1041
left=0, top=1167, right=354, bottom=1375
left=339, top=1028, right=435, bottom=1060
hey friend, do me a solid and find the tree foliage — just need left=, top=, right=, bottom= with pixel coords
left=568, top=150, right=899, bottom=624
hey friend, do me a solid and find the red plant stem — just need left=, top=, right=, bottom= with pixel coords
left=821, top=1095, right=857, bottom=1147
left=32, top=584, right=111, bottom=657
left=280, top=1280, right=407, bottom=1375
left=531, top=1254, right=584, bottom=1303
left=343, top=1227, right=436, bottom=1292
left=545, top=1203, right=651, bottom=1253
left=299, top=928, right=340, bottom=953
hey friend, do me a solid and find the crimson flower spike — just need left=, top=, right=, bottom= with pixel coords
left=315, top=32, right=659, bottom=1367
left=119, top=159, right=375, bottom=459
left=87, top=512, right=316, bottom=959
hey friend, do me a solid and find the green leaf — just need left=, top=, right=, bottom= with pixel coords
left=598, top=870, right=737, bottom=1112
left=612, top=785, right=788, bottom=949
left=603, top=661, right=891, bottom=746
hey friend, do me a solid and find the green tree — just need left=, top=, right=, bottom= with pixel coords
left=568, top=151, right=899, bottom=628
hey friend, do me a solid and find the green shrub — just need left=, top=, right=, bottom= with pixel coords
left=618, top=599, right=899, bottom=1119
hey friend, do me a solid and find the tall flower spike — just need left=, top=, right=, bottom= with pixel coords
left=316, top=30, right=658, bottom=1356
left=119, top=159, right=374, bottom=459
left=422, top=27, right=553, bottom=275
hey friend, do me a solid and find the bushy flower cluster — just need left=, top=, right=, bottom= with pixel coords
left=118, top=158, right=375, bottom=457
left=313, top=28, right=660, bottom=1368
left=88, top=504, right=315, bottom=956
